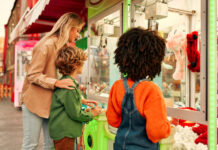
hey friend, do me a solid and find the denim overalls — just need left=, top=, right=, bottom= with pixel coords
left=114, top=78, right=160, bottom=150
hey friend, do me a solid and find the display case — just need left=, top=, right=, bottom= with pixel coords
left=84, top=0, right=214, bottom=124
left=130, top=0, right=208, bottom=124
left=130, top=0, right=216, bottom=149
left=84, top=0, right=217, bottom=149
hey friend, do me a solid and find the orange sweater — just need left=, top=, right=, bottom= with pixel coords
left=106, top=79, right=170, bottom=143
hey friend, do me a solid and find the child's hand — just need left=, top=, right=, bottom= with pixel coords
left=91, top=106, right=102, bottom=117
left=84, top=108, right=91, bottom=112
left=82, top=99, right=98, bottom=108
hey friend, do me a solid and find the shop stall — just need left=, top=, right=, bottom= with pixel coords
left=8, top=0, right=217, bottom=149
left=82, top=0, right=217, bottom=149
left=14, top=40, right=38, bottom=107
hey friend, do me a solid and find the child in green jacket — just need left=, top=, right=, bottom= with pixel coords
left=49, top=46, right=102, bottom=150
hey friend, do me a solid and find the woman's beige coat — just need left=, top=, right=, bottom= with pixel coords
left=20, top=36, right=58, bottom=118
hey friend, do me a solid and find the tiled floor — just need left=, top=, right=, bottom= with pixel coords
left=0, top=99, right=43, bottom=150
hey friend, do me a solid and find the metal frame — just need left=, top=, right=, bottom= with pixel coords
left=187, top=13, right=194, bottom=108
left=207, top=0, right=217, bottom=148
left=87, top=2, right=123, bottom=104
left=200, top=0, right=207, bottom=116
left=130, top=0, right=136, bottom=27
left=131, top=0, right=207, bottom=124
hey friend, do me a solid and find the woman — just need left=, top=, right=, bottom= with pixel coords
left=20, top=12, right=97, bottom=150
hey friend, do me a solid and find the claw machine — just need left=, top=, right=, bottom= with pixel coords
left=131, top=0, right=216, bottom=149
left=82, top=1, right=124, bottom=150
left=14, top=40, right=38, bottom=108
left=82, top=0, right=217, bottom=149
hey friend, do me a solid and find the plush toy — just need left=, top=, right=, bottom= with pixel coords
left=194, top=129, right=218, bottom=145
left=192, top=107, right=218, bottom=145
left=186, top=31, right=200, bottom=72
left=166, top=29, right=186, bottom=80
left=192, top=124, right=207, bottom=135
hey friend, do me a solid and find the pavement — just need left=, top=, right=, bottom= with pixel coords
left=0, top=98, right=43, bottom=150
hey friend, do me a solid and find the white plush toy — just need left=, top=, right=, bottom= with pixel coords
left=173, top=126, right=208, bottom=150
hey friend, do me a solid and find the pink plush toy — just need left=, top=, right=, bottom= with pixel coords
left=166, top=29, right=186, bottom=80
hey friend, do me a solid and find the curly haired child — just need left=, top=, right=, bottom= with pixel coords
left=106, top=27, right=171, bottom=150
left=49, top=46, right=102, bottom=150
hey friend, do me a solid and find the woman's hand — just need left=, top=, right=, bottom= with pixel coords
left=54, top=79, right=75, bottom=90
left=82, top=99, right=98, bottom=107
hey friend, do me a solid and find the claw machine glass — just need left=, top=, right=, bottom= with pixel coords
left=14, top=40, right=38, bottom=108
left=87, top=4, right=122, bottom=104
left=132, top=0, right=205, bottom=118
left=83, top=2, right=123, bottom=150
left=132, top=0, right=193, bottom=108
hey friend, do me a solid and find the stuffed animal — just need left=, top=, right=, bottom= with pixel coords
left=166, top=29, right=186, bottom=80
left=186, top=31, right=200, bottom=72
left=192, top=124, right=207, bottom=135
left=192, top=107, right=218, bottom=145
left=194, top=129, right=218, bottom=145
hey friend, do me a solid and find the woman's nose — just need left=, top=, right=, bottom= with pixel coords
left=76, top=33, right=80, bottom=40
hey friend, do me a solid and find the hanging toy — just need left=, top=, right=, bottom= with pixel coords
left=186, top=31, right=200, bottom=72
left=166, top=29, right=186, bottom=80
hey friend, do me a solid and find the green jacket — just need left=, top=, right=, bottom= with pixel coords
left=49, top=75, right=93, bottom=140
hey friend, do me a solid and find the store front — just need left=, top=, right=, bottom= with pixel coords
left=10, top=0, right=217, bottom=149
left=14, top=40, right=38, bottom=107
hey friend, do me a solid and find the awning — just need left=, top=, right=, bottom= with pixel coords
left=10, top=0, right=87, bottom=43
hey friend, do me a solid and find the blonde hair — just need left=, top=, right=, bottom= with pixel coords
left=41, top=12, right=84, bottom=50
left=55, top=46, right=87, bottom=75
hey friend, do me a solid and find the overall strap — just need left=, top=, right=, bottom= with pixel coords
left=123, top=78, right=130, bottom=93
left=122, top=78, right=149, bottom=111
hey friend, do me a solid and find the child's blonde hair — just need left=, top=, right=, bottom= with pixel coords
left=55, top=46, right=87, bottom=75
